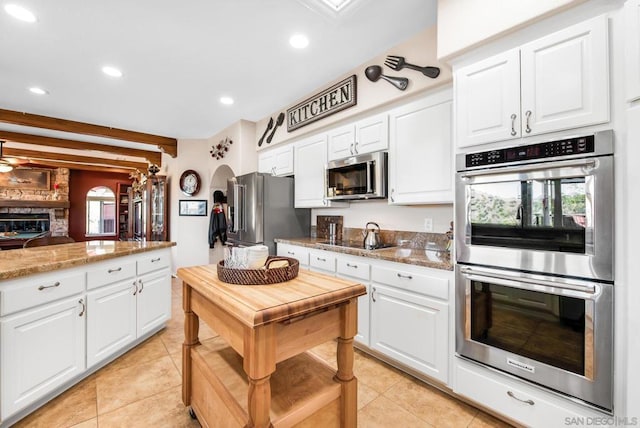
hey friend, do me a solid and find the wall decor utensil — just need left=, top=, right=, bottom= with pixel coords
left=257, top=117, right=274, bottom=147
left=364, top=65, right=408, bottom=91
left=266, top=112, right=285, bottom=144
left=384, top=55, right=440, bottom=78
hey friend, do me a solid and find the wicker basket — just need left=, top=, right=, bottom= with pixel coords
left=216, top=256, right=299, bottom=285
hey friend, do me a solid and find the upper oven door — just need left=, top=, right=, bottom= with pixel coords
left=455, top=155, right=614, bottom=281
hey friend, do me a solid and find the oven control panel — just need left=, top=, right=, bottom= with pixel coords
left=465, top=135, right=595, bottom=168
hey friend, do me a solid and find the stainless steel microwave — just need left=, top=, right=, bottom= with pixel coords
left=325, top=151, right=387, bottom=200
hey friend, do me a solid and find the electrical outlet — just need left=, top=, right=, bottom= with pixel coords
left=424, top=218, right=433, bottom=232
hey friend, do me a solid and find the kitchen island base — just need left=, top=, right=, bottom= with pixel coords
left=178, top=267, right=366, bottom=428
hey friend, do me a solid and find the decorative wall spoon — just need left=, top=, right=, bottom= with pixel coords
left=266, top=112, right=285, bottom=144
left=365, top=65, right=408, bottom=91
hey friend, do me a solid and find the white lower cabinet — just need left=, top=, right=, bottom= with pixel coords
left=308, top=249, right=336, bottom=274
left=136, top=269, right=171, bottom=337
left=454, top=358, right=606, bottom=427
left=370, top=263, right=450, bottom=384
left=336, top=255, right=371, bottom=346
left=1, top=296, right=86, bottom=418
left=0, top=248, right=172, bottom=424
left=86, top=280, right=137, bottom=368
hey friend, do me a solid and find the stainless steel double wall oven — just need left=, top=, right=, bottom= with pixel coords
left=454, top=130, right=614, bottom=411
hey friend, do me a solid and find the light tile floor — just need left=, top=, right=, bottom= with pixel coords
left=13, top=278, right=513, bottom=428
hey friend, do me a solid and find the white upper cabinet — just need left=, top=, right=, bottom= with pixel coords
left=625, top=0, right=640, bottom=102
left=327, top=113, right=388, bottom=161
left=294, top=134, right=348, bottom=208
left=388, top=87, right=453, bottom=204
left=258, top=144, right=294, bottom=177
left=455, top=49, right=521, bottom=147
left=455, top=14, right=609, bottom=148
left=520, top=15, right=609, bottom=136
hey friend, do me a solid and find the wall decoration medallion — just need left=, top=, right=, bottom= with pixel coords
left=179, top=169, right=201, bottom=196
left=286, top=74, right=357, bottom=132
left=210, top=137, right=232, bottom=160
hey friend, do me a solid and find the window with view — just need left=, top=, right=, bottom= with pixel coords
left=86, top=186, right=116, bottom=236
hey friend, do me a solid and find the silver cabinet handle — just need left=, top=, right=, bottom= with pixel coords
left=138, top=279, right=144, bottom=294
left=349, top=143, right=354, bottom=155
left=151, top=257, right=161, bottom=263
left=38, top=281, right=60, bottom=291
left=346, top=263, right=358, bottom=268
left=371, top=287, right=377, bottom=302
left=397, top=273, right=413, bottom=280
left=390, top=188, right=395, bottom=203
left=132, top=281, right=138, bottom=296
left=316, top=257, right=326, bottom=262
left=507, top=391, right=534, bottom=406
left=287, top=251, right=295, bottom=255
left=354, top=141, right=359, bottom=154
left=510, top=113, right=517, bottom=136
left=525, top=110, right=532, bottom=134
left=108, top=267, right=122, bottom=274
left=78, top=299, right=85, bottom=317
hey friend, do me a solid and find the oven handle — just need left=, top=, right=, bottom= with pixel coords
left=459, top=267, right=596, bottom=295
left=459, top=157, right=597, bottom=179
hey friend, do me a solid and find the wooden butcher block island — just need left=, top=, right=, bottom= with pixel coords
left=177, top=264, right=367, bottom=428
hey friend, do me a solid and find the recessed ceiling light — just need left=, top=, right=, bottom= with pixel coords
left=220, top=96, right=234, bottom=105
left=321, top=0, right=351, bottom=10
left=4, top=4, right=37, bottom=23
left=289, top=34, right=309, bottom=49
left=102, top=66, right=123, bottom=78
left=29, top=87, right=48, bottom=95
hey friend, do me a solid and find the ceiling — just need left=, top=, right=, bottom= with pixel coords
left=0, top=0, right=436, bottom=152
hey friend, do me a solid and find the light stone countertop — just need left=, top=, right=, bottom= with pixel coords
left=0, top=240, right=176, bottom=281
left=275, top=237, right=453, bottom=271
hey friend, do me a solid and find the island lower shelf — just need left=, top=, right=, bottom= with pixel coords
left=190, top=337, right=341, bottom=427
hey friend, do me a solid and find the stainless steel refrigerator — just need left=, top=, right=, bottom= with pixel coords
left=226, top=172, right=310, bottom=254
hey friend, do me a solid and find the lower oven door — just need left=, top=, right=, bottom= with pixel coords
left=455, top=264, right=613, bottom=411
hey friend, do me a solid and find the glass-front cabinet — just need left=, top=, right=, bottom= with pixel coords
left=129, top=175, right=168, bottom=241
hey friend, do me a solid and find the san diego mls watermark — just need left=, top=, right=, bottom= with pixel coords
left=565, top=416, right=638, bottom=426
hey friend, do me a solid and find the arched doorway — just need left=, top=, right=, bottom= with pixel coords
left=208, top=164, right=235, bottom=264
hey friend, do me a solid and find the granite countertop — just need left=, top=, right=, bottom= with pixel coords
left=0, top=240, right=176, bottom=281
left=275, top=237, right=453, bottom=271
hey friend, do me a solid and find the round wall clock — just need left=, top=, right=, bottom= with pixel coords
left=179, top=170, right=201, bottom=196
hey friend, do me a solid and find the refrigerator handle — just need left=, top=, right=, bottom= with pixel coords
left=233, top=184, right=245, bottom=232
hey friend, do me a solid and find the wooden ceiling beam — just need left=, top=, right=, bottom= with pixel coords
left=0, top=130, right=161, bottom=166
left=0, top=108, right=178, bottom=157
left=20, top=159, right=136, bottom=174
left=4, top=147, right=148, bottom=171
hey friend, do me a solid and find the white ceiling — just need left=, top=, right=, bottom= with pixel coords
left=0, top=0, right=436, bottom=142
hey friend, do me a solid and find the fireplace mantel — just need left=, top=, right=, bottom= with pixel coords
left=0, top=200, right=70, bottom=209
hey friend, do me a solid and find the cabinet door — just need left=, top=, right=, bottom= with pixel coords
left=273, top=145, right=294, bottom=176
left=258, top=151, right=276, bottom=175
left=136, top=269, right=171, bottom=337
left=626, top=0, right=640, bottom=102
left=520, top=15, right=609, bottom=136
left=86, top=280, right=137, bottom=368
left=370, top=283, right=448, bottom=383
left=355, top=113, right=388, bottom=155
left=389, top=88, right=453, bottom=204
left=455, top=49, right=521, bottom=147
left=327, top=123, right=355, bottom=161
left=294, top=134, right=328, bottom=207
left=276, top=243, right=310, bottom=267
left=1, top=297, right=86, bottom=418
left=337, top=256, right=371, bottom=346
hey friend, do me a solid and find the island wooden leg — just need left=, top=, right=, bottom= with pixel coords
left=244, top=324, right=275, bottom=428
left=336, top=298, right=358, bottom=427
left=182, top=282, right=199, bottom=406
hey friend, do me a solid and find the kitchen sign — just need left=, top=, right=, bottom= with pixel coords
left=286, top=75, right=357, bottom=132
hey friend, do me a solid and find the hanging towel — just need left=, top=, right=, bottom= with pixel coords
left=208, top=203, right=227, bottom=248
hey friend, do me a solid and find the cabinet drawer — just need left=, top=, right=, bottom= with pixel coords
left=1, top=271, right=85, bottom=316
left=371, top=265, right=448, bottom=300
left=454, top=358, right=604, bottom=427
left=336, top=258, right=370, bottom=281
left=277, top=244, right=309, bottom=266
left=87, top=261, right=136, bottom=290
left=308, top=250, right=336, bottom=272
left=137, top=252, right=170, bottom=275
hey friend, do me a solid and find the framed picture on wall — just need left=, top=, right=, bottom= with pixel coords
left=0, top=168, right=51, bottom=190
left=179, top=200, right=207, bottom=216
